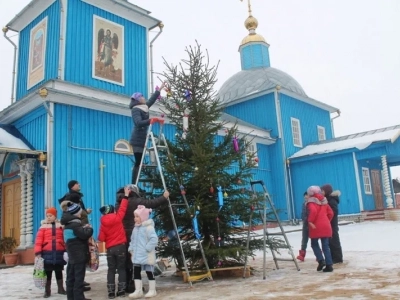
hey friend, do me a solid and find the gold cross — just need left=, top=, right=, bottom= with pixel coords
left=240, top=0, right=252, bottom=16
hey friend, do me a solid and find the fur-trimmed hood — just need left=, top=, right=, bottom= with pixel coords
left=40, top=219, right=62, bottom=227
left=331, top=190, right=341, bottom=197
left=307, top=196, right=328, bottom=206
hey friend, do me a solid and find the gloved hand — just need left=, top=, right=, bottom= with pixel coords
left=150, top=117, right=164, bottom=125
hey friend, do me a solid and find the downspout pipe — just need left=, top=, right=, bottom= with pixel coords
left=149, top=23, right=163, bottom=93
left=3, top=27, right=18, bottom=105
left=58, top=0, right=66, bottom=80
left=330, top=109, right=341, bottom=138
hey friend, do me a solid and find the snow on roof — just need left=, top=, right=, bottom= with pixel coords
left=0, top=128, right=31, bottom=151
left=290, top=128, right=400, bottom=159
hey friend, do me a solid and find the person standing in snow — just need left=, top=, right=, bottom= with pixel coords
left=297, top=191, right=309, bottom=262
left=321, top=184, right=343, bottom=264
left=98, top=186, right=130, bottom=299
left=306, top=185, right=334, bottom=272
left=115, top=184, right=169, bottom=293
left=129, top=81, right=167, bottom=184
left=128, top=205, right=159, bottom=299
left=34, top=207, right=67, bottom=297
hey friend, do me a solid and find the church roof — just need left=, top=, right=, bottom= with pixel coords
left=218, top=67, right=307, bottom=105
left=289, top=125, right=400, bottom=159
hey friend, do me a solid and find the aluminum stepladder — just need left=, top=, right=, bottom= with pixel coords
left=135, top=119, right=213, bottom=286
left=243, top=180, right=300, bottom=280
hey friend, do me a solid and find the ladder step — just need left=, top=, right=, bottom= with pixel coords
left=274, top=258, right=296, bottom=262
left=148, top=146, right=168, bottom=150
left=138, top=179, right=158, bottom=183
left=142, top=165, right=158, bottom=168
left=266, top=232, right=284, bottom=236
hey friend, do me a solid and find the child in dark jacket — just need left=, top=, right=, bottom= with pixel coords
left=297, top=192, right=309, bottom=261
left=98, top=187, right=130, bottom=299
left=34, top=207, right=66, bottom=297
left=115, top=184, right=169, bottom=293
left=61, top=202, right=93, bottom=300
left=306, top=186, right=334, bottom=272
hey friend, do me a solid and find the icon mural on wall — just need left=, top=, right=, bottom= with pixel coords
left=2, top=153, right=21, bottom=180
left=27, top=17, right=48, bottom=90
left=93, top=15, right=124, bottom=86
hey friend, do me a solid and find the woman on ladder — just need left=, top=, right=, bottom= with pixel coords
left=129, top=81, right=167, bottom=184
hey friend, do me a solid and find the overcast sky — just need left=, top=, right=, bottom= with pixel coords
left=1, top=0, right=400, bottom=174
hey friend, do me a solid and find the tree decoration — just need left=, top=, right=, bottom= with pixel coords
left=184, top=90, right=192, bottom=101
left=233, top=136, right=239, bottom=152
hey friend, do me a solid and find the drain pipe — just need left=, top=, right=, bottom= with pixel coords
left=330, top=109, right=341, bottom=138
left=3, top=27, right=18, bottom=105
left=149, top=22, right=164, bottom=93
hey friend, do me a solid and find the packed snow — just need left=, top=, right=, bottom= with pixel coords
left=1, top=220, right=399, bottom=299
left=0, top=128, right=31, bottom=150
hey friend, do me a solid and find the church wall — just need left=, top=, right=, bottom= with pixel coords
left=16, top=1, right=60, bottom=101
left=290, top=152, right=361, bottom=218
left=279, top=93, right=332, bottom=157
left=11, top=106, right=47, bottom=234
left=64, top=0, right=148, bottom=97
left=224, top=93, right=279, bottom=135
left=240, top=43, right=270, bottom=70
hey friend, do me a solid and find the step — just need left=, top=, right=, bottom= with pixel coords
left=364, top=216, right=386, bottom=221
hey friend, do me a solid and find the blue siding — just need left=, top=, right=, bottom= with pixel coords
left=12, top=106, right=47, bottom=234
left=280, top=94, right=333, bottom=157
left=16, top=1, right=60, bottom=100
left=240, top=43, right=270, bottom=70
left=53, top=104, right=133, bottom=236
left=224, top=93, right=278, bottom=135
left=290, top=153, right=360, bottom=217
left=64, top=0, right=148, bottom=96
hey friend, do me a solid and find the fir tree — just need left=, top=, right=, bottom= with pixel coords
left=150, top=42, right=282, bottom=270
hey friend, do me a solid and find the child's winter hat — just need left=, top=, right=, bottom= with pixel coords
left=67, top=202, right=82, bottom=216
left=99, top=205, right=115, bottom=215
left=321, top=184, right=333, bottom=197
left=307, top=185, right=322, bottom=196
left=134, top=205, right=152, bottom=223
left=46, top=207, right=57, bottom=217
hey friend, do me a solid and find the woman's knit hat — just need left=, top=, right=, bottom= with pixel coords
left=46, top=207, right=57, bottom=217
left=131, top=92, right=143, bottom=102
left=307, top=185, right=322, bottom=196
left=321, top=184, right=333, bottom=197
left=99, top=205, right=115, bottom=215
left=134, top=205, right=152, bottom=223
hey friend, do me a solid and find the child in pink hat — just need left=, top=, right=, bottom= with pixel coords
left=128, top=205, right=158, bottom=298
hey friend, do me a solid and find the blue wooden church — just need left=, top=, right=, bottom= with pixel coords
left=0, top=0, right=399, bottom=263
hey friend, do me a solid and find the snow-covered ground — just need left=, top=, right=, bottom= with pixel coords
left=1, top=220, right=399, bottom=299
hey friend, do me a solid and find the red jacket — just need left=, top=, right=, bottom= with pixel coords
left=307, top=194, right=334, bottom=239
left=34, top=220, right=66, bottom=265
left=98, top=198, right=128, bottom=249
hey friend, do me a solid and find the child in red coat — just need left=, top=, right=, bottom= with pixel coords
left=98, top=186, right=130, bottom=299
left=34, top=207, right=67, bottom=297
left=306, top=186, right=334, bottom=272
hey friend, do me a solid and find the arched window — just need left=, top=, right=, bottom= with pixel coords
left=114, top=139, right=133, bottom=155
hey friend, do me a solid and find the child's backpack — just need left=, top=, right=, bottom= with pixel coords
left=86, top=236, right=99, bottom=272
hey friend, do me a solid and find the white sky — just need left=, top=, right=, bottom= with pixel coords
left=0, top=0, right=399, bottom=175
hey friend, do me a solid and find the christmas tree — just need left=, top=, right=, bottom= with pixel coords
left=152, top=42, right=280, bottom=270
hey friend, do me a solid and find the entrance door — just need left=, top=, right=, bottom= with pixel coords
left=371, top=169, right=384, bottom=210
left=2, top=180, right=21, bottom=244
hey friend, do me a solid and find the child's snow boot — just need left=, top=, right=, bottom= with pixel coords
left=107, top=284, right=116, bottom=299
left=317, top=260, right=326, bottom=272
left=145, top=280, right=157, bottom=298
left=323, top=265, right=333, bottom=272
left=57, top=279, right=66, bottom=295
left=44, top=280, right=51, bottom=298
left=117, top=282, right=126, bottom=297
left=128, top=280, right=143, bottom=299
left=296, top=250, right=306, bottom=261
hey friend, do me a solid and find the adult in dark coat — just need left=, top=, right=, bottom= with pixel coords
left=58, top=180, right=92, bottom=226
left=115, top=184, right=169, bottom=293
left=321, top=184, right=343, bottom=264
left=129, top=81, right=167, bottom=184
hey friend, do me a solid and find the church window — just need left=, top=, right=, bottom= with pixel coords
left=291, top=118, right=303, bottom=147
left=362, top=167, right=372, bottom=194
left=317, top=126, right=326, bottom=141
left=246, top=140, right=258, bottom=167
left=114, top=139, right=133, bottom=155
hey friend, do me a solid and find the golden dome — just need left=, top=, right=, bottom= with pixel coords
left=244, top=15, right=258, bottom=31
left=240, top=33, right=266, bottom=46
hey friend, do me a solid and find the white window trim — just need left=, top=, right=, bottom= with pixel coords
left=291, top=117, right=303, bottom=147
left=362, top=167, right=372, bottom=195
left=246, top=140, right=259, bottom=167
left=317, top=125, right=326, bottom=141
left=114, top=139, right=133, bottom=155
